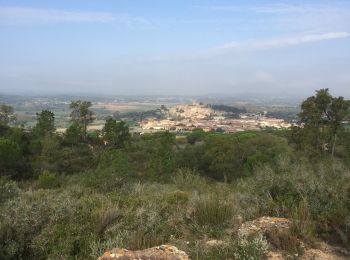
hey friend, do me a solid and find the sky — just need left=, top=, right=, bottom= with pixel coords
left=0, top=0, right=350, bottom=97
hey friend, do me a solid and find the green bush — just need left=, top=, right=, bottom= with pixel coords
left=98, top=149, right=128, bottom=174
left=0, top=138, right=21, bottom=176
left=166, top=190, right=189, bottom=205
left=37, top=170, right=60, bottom=189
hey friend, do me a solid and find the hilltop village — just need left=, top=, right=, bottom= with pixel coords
left=139, top=103, right=291, bottom=133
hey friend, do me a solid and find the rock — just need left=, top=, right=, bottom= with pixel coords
left=240, top=218, right=350, bottom=260
left=300, top=242, right=350, bottom=260
left=265, top=251, right=284, bottom=260
left=205, top=239, right=226, bottom=247
left=238, top=216, right=291, bottom=237
left=98, top=245, right=189, bottom=260
left=301, top=248, right=347, bottom=260
left=238, top=216, right=293, bottom=249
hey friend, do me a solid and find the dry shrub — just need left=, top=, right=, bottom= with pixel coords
left=193, top=194, right=234, bottom=227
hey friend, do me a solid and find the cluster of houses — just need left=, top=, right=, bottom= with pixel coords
left=139, top=103, right=291, bottom=133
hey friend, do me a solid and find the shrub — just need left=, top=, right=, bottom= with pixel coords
left=166, top=190, right=189, bottom=205
left=37, top=170, right=60, bottom=189
left=0, top=187, right=119, bottom=259
left=0, top=177, right=20, bottom=204
left=0, top=138, right=21, bottom=176
left=290, top=199, right=316, bottom=243
left=192, top=194, right=235, bottom=227
left=83, top=168, right=124, bottom=191
left=82, top=149, right=130, bottom=191
left=98, top=149, right=128, bottom=175
left=127, top=229, right=166, bottom=250
left=188, top=234, right=268, bottom=260
left=233, top=234, right=269, bottom=260
left=89, top=235, right=127, bottom=259
left=171, top=169, right=206, bottom=191
left=236, top=160, right=350, bottom=247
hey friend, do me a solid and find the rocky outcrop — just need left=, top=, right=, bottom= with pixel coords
left=205, top=239, right=227, bottom=247
left=266, top=245, right=350, bottom=260
left=238, top=217, right=350, bottom=260
left=300, top=242, right=350, bottom=260
left=98, top=217, right=350, bottom=260
left=98, top=245, right=189, bottom=260
left=238, top=216, right=293, bottom=249
left=238, top=216, right=291, bottom=237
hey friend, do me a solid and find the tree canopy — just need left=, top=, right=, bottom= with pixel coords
left=0, top=105, right=16, bottom=126
left=295, top=88, right=350, bottom=156
left=33, top=110, right=55, bottom=137
left=69, top=100, right=94, bottom=140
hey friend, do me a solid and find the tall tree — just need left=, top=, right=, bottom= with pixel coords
left=102, top=118, right=130, bottom=148
left=0, top=105, right=16, bottom=126
left=69, top=101, right=94, bottom=140
left=297, top=89, right=350, bottom=156
left=65, top=122, right=83, bottom=145
left=33, top=110, right=55, bottom=137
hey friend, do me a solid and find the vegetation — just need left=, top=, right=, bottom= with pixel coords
left=69, top=100, right=94, bottom=140
left=209, top=104, right=246, bottom=114
left=0, top=104, right=16, bottom=125
left=0, top=89, right=349, bottom=259
left=102, top=118, right=131, bottom=148
left=33, top=110, right=55, bottom=137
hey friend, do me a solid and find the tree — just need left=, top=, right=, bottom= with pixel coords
left=200, top=132, right=290, bottom=182
left=64, top=122, right=83, bottom=145
left=149, top=132, right=176, bottom=177
left=0, top=105, right=16, bottom=126
left=102, top=118, right=130, bottom=148
left=0, top=138, right=21, bottom=176
left=201, top=134, right=240, bottom=182
left=33, top=110, right=55, bottom=137
left=69, top=101, right=94, bottom=140
left=297, top=89, right=350, bottom=156
left=187, top=128, right=206, bottom=144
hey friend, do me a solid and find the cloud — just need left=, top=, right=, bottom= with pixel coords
left=143, top=32, right=350, bottom=63
left=217, top=32, right=350, bottom=52
left=210, top=3, right=349, bottom=14
left=0, top=6, right=149, bottom=26
left=208, top=2, right=350, bottom=34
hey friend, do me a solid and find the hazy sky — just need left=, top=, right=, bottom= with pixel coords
left=0, top=0, right=350, bottom=97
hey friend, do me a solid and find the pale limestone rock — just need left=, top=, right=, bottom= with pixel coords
left=98, top=245, right=189, bottom=260
left=205, top=239, right=226, bottom=247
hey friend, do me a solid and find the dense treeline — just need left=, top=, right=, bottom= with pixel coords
left=0, top=89, right=350, bottom=259
left=209, top=104, right=246, bottom=114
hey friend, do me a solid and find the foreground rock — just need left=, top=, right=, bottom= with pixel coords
left=238, top=216, right=292, bottom=249
left=300, top=242, right=350, bottom=260
left=98, top=217, right=350, bottom=259
left=238, top=216, right=291, bottom=237
left=98, top=245, right=189, bottom=260
left=238, top=216, right=350, bottom=259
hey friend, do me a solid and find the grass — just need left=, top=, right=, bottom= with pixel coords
left=192, top=194, right=235, bottom=227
